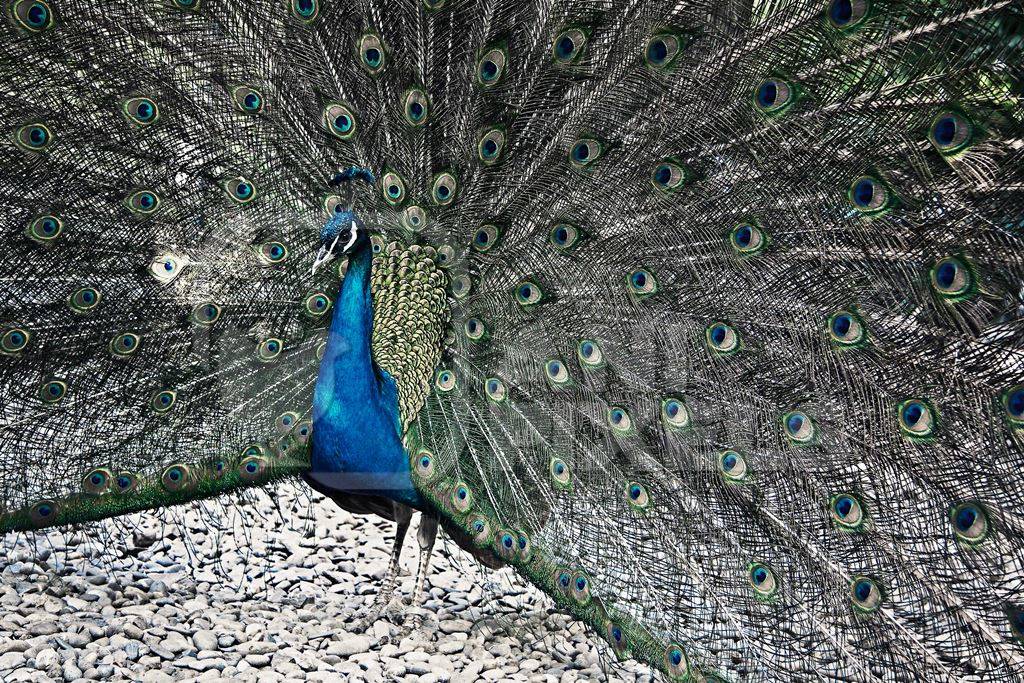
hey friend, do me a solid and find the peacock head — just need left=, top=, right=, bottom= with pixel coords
left=311, top=167, right=376, bottom=275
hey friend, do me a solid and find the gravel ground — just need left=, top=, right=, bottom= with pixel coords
left=0, top=483, right=655, bottom=682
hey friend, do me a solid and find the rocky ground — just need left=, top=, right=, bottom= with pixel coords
left=0, top=483, right=655, bottom=682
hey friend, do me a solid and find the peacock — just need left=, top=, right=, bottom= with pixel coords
left=2, top=0, right=1023, bottom=678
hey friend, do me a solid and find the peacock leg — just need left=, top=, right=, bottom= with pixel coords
left=354, top=504, right=412, bottom=632
left=399, top=514, right=439, bottom=633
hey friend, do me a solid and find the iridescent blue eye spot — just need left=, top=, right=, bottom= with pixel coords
left=752, top=567, right=768, bottom=585
left=169, top=469, right=181, bottom=481
left=854, top=579, right=872, bottom=602
left=215, top=461, right=225, bottom=472
left=365, top=48, right=381, bottom=66
left=571, top=142, right=590, bottom=163
left=137, top=101, right=154, bottom=120
left=580, top=342, right=594, bottom=357
left=473, top=520, right=485, bottom=532
left=830, top=0, right=853, bottom=24
left=482, top=139, right=498, bottom=157
left=243, top=93, right=261, bottom=110
left=610, top=409, right=624, bottom=424
left=83, top=291, right=95, bottom=303
left=235, top=182, right=253, bottom=199
left=475, top=229, right=489, bottom=245
left=559, top=572, right=570, bottom=588
left=29, top=127, right=46, bottom=145
left=554, top=461, right=565, bottom=475
left=270, top=245, right=284, bottom=260
left=669, top=649, right=683, bottom=666
left=457, top=487, right=467, bottom=500
left=1008, top=389, right=1024, bottom=418
left=37, top=504, right=52, bottom=517
left=117, top=476, right=131, bottom=489
left=267, top=340, right=280, bottom=352
left=519, top=284, right=532, bottom=299
left=481, top=60, right=498, bottom=81
left=757, top=81, right=778, bottom=108
left=935, top=261, right=956, bottom=289
left=556, top=36, right=575, bottom=59
left=420, top=456, right=431, bottom=468
left=852, top=178, right=875, bottom=207
left=611, top=626, right=622, bottom=641
left=722, top=452, right=738, bottom=471
left=121, top=334, right=135, bottom=349
left=502, top=533, right=514, bottom=549
left=245, top=461, right=258, bottom=474
left=553, top=226, right=569, bottom=244
left=710, top=324, right=727, bottom=345
left=139, top=192, right=155, bottom=209
left=734, top=225, right=752, bottom=248
left=787, top=413, right=804, bottom=434
left=487, top=379, right=499, bottom=394
left=647, top=39, right=668, bottom=64
left=932, top=115, right=956, bottom=146
left=296, top=0, right=314, bottom=15
left=835, top=496, right=853, bottom=517
left=576, top=576, right=587, bottom=591
left=409, top=101, right=424, bottom=120
left=27, top=2, right=48, bottom=26
left=90, top=473, right=103, bottom=485
left=955, top=506, right=977, bottom=532
left=665, top=400, right=680, bottom=417
left=334, top=114, right=352, bottom=132
left=653, top=165, right=671, bottom=185
left=518, top=536, right=527, bottom=550
left=629, top=484, right=643, bottom=500
left=831, top=314, right=851, bottom=337
left=902, top=401, right=923, bottom=427
left=631, top=271, right=647, bottom=288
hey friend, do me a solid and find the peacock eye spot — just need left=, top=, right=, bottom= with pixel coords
left=481, top=60, right=498, bottom=80
left=576, top=576, right=586, bottom=590
left=787, top=413, right=804, bottom=432
left=734, top=225, right=752, bottom=246
left=557, top=36, right=575, bottom=58
left=854, top=580, right=871, bottom=601
left=669, top=649, right=682, bottom=666
left=710, top=325, right=726, bottom=345
left=629, top=484, right=642, bottom=500
left=647, top=38, right=668, bottom=63
left=117, top=476, right=131, bottom=489
left=246, top=461, right=258, bottom=473
left=1007, top=388, right=1024, bottom=419
left=502, top=534, right=514, bottom=548
left=365, top=48, right=381, bottom=65
left=955, top=506, right=976, bottom=531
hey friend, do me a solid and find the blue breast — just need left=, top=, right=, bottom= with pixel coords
left=310, top=242, right=423, bottom=509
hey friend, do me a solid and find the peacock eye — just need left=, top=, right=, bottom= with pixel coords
left=783, top=410, right=815, bottom=443
left=950, top=502, right=988, bottom=542
left=830, top=493, right=865, bottom=529
left=126, top=190, right=160, bottom=215
left=514, top=280, right=544, bottom=306
left=664, top=644, right=689, bottom=679
left=930, top=256, right=973, bottom=298
left=258, top=337, right=283, bottom=361
left=472, top=224, right=500, bottom=252
left=897, top=399, right=935, bottom=438
left=849, top=175, right=891, bottom=213
left=122, top=97, right=160, bottom=126
left=477, top=47, right=507, bottom=86
left=463, top=317, right=486, bottom=341
left=324, top=103, right=357, bottom=140
left=304, top=292, right=332, bottom=317
left=69, top=287, right=101, bottom=313
left=718, top=449, right=748, bottom=481
left=257, top=241, right=288, bottom=265
left=1, top=327, right=30, bottom=354
left=749, top=562, right=778, bottom=596
left=110, top=332, right=141, bottom=357
left=660, top=398, right=690, bottom=430
left=413, top=449, right=436, bottom=480
left=381, top=171, right=406, bottom=206
left=191, top=301, right=221, bottom=325
left=850, top=576, right=883, bottom=612
left=828, top=310, right=866, bottom=346
left=431, top=172, right=457, bottom=206
left=150, top=252, right=190, bottom=285
left=607, top=406, right=633, bottom=434
left=39, top=379, right=67, bottom=403
left=577, top=339, right=604, bottom=368
left=231, top=85, right=265, bottom=114
left=358, top=33, right=386, bottom=73
left=548, top=222, right=580, bottom=251
left=172, top=0, right=199, bottom=10
left=570, top=571, right=591, bottom=604
left=552, top=28, right=587, bottom=63
left=645, top=32, right=682, bottom=69
left=929, top=110, right=973, bottom=154
left=16, top=123, right=53, bottom=152
left=624, top=481, right=650, bottom=511
left=569, top=138, right=603, bottom=168
left=544, top=359, right=570, bottom=386
left=435, top=369, right=457, bottom=392
left=627, top=268, right=657, bottom=298
left=12, top=0, right=54, bottom=32
left=450, top=482, right=473, bottom=512
left=402, top=205, right=427, bottom=232
left=451, top=274, right=472, bottom=299
left=549, top=457, right=570, bottom=488
left=827, top=0, right=870, bottom=29
left=239, top=456, right=267, bottom=481
left=706, top=322, right=740, bottom=354
left=290, top=0, right=318, bottom=21
left=27, top=214, right=63, bottom=243
left=651, top=160, right=689, bottom=192
left=606, top=622, right=627, bottom=656
left=83, top=468, right=112, bottom=495
left=477, top=127, right=506, bottom=164
left=151, top=389, right=177, bottom=414
left=161, top=464, right=192, bottom=491
left=754, top=78, right=795, bottom=113
left=403, top=88, right=429, bottom=126
left=484, top=377, right=506, bottom=402
left=1003, top=385, right=1024, bottom=425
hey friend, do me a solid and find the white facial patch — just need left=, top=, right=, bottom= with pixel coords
left=342, top=220, right=358, bottom=253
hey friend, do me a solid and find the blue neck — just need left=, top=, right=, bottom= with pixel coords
left=310, top=245, right=422, bottom=508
